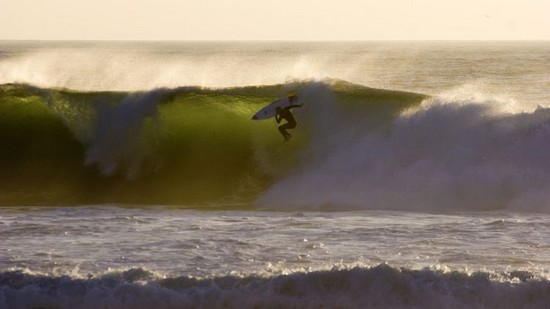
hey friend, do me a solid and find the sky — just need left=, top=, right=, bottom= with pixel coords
left=1, top=0, right=549, bottom=40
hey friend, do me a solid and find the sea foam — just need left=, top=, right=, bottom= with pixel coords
left=1, top=265, right=549, bottom=309
left=258, top=85, right=550, bottom=212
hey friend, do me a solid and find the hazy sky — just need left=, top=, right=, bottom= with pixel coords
left=1, top=0, right=549, bottom=40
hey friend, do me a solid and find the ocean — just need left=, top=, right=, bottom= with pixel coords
left=1, top=41, right=550, bottom=308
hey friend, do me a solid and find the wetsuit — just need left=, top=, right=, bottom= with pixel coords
left=276, top=105, right=301, bottom=141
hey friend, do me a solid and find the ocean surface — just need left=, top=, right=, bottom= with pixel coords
left=1, top=41, right=550, bottom=308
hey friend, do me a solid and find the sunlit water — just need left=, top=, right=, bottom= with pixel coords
left=2, top=206, right=549, bottom=278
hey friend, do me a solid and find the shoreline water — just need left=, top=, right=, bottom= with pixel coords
left=2, top=206, right=550, bottom=308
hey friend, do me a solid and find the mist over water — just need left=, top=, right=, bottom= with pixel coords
left=1, top=41, right=549, bottom=107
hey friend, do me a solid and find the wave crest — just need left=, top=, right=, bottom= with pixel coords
left=2, top=265, right=549, bottom=309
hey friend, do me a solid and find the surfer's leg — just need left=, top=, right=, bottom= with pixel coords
left=278, top=126, right=288, bottom=138
left=286, top=120, right=296, bottom=129
left=279, top=125, right=292, bottom=140
left=284, top=132, right=292, bottom=141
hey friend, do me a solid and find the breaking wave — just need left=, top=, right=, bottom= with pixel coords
left=2, top=80, right=550, bottom=212
left=258, top=92, right=550, bottom=212
left=1, top=265, right=549, bottom=309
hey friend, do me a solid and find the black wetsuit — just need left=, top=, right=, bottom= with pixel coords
left=276, top=105, right=301, bottom=140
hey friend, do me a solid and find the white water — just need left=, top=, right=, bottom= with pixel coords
left=2, top=206, right=549, bottom=277
left=1, top=206, right=549, bottom=308
left=258, top=88, right=550, bottom=212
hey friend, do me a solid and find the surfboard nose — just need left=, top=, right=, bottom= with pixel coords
left=252, top=115, right=258, bottom=120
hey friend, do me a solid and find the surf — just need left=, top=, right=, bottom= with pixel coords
left=258, top=91, right=550, bottom=212
left=0, top=81, right=424, bottom=206
left=2, top=264, right=549, bottom=309
left=3, top=80, right=550, bottom=212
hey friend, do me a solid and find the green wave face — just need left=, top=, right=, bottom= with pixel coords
left=0, top=82, right=426, bottom=206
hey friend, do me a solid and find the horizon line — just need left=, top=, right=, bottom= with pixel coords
left=1, top=38, right=550, bottom=43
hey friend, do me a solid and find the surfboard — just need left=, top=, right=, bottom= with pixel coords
left=252, top=96, right=298, bottom=120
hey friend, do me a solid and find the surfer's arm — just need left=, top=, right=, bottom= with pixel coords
left=288, top=104, right=303, bottom=109
left=275, top=113, right=282, bottom=123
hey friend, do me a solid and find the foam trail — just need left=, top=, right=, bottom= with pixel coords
left=258, top=94, right=550, bottom=212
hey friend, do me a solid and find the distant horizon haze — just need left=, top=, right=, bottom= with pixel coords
left=1, top=0, right=549, bottom=41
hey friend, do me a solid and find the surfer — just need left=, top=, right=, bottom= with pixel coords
left=275, top=96, right=302, bottom=141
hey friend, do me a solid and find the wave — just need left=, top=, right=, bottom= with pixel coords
left=257, top=92, right=550, bottom=212
left=0, top=81, right=423, bottom=206
left=2, top=80, right=550, bottom=212
left=1, top=264, right=549, bottom=309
